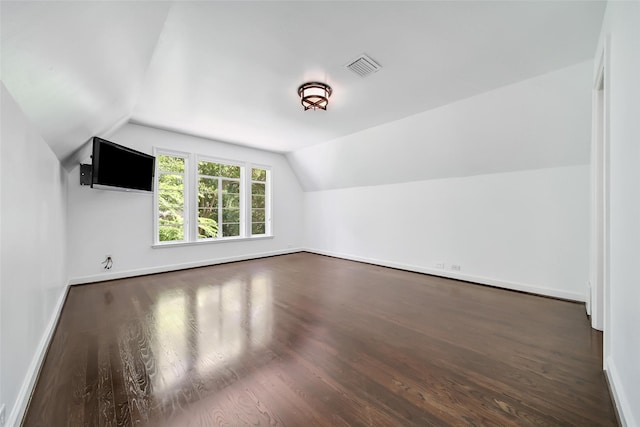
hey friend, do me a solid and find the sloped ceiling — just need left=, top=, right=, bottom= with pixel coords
left=288, top=60, right=594, bottom=191
left=1, top=1, right=605, bottom=163
left=0, top=1, right=171, bottom=161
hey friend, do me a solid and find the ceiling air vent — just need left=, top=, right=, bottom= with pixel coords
left=345, top=54, right=381, bottom=78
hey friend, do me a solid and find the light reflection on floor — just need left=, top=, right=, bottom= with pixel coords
left=151, top=273, right=273, bottom=395
left=250, top=274, right=273, bottom=348
left=153, top=289, right=188, bottom=394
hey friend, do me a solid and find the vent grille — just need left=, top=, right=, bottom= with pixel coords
left=345, top=54, right=381, bottom=78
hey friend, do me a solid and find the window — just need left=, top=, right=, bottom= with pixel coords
left=251, top=167, right=269, bottom=236
left=197, top=160, right=242, bottom=239
left=154, top=150, right=271, bottom=245
left=156, top=152, right=188, bottom=242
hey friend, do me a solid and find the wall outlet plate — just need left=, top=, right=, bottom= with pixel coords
left=451, top=265, right=461, bottom=271
left=436, top=263, right=445, bottom=269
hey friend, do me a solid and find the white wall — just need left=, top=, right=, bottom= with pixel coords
left=297, top=58, right=592, bottom=302
left=305, top=165, right=589, bottom=301
left=288, top=61, right=592, bottom=192
left=0, top=83, right=68, bottom=425
left=66, top=123, right=304, bottom=283
left=596, top=2, right=640, bottom=425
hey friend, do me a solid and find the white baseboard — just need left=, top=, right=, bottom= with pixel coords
left=605, top=356, right=635, bottom=427
left=9, top=249, right=302, bottom=426
left=303, top=248, right=585, bottom=302
left=68, top=248, right=303, bottom=285
left=7, top=285, right=69, bottom=427
left=8, top=249, right=618, bottom=427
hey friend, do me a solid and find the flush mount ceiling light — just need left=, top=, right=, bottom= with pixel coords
left=297, top=82, right=332, bottom=111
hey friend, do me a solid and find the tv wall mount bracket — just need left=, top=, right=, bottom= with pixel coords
left=80, top=163, right=92, bottom=186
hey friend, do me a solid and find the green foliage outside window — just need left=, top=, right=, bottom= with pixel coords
left=159, top=155, right=185, bottom=173
left=251, top=168, right=267, bottom=235
left=198, top=161, right=240, bottom=238
left=158, top=156, right=185, bottom=242
left=157, top=156, right=269, bottom=242
left=252, top=168, right=266, bottom=181
left=197, top=175, right=218, bottom=239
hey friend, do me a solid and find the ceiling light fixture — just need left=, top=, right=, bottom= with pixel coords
left=297, top=82, right=332, bottom=111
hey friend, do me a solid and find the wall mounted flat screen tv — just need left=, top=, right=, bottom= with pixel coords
left=92, top=137, right=155, bottom=193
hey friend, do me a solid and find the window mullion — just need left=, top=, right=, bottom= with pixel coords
left=248, top=165, right=252, bottom=237
left=241, top=165, right=246, bottom=237
left=153, top=148, right=160, bottom=244
left=188, top=154, right=196, bottom=242
left=217, top=176, right=223, bottom=238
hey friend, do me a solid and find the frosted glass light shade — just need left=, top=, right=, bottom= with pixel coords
left=297, top=82, right=332, bottom=111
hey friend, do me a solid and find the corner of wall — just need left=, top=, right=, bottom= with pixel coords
left=6, top=285, right=69, bottom=427
left=605, top=356, right=636, bottom=427
left=1, top=82, right=70, bottom=427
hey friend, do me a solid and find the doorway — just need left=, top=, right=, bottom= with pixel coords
left=590, top=37, right=610, bottom=367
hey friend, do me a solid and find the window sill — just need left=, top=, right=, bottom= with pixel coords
left=152, top=235, right=274, bottom=249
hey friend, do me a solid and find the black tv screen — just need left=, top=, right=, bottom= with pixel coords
left=91, top=137, right=155, bottom=193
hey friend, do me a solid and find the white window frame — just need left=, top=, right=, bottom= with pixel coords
left=152, top=149, right=272, bottom=248
left=154, top=148, right=190, bottom=245
left=248, top=164, right=272, bottom=237
left=194, top=155, right=246, bottom=241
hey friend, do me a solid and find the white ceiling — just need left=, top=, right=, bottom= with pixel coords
left=0, top=1, right=171, bottom=160
left=1, top=1, right=606, bottom=161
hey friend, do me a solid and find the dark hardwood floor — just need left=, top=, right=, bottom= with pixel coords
left=23, top=253, right=617, bottom=426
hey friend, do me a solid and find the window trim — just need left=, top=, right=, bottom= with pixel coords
left=153, top=149, right=272, bottom=247
left=151, top=234, right=274, bottom=249
left=248, top=164, right=272, bottom=237
left=194, top=155, right=246, bottom=241
left=154, top=148, right=190, bottom=246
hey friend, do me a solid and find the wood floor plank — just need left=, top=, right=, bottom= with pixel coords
left=23, top=253, right=618, bottom=426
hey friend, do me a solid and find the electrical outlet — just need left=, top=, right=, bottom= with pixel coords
left=102, top=254, right=113, bottom=270
left=0, top=403, right=6, bottom=427
left=451, top=265, right=461, bottom=271
left=435, top=262, right=445, bottom=270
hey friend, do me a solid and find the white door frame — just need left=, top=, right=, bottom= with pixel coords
left=589, top=36, right=610, bottom=366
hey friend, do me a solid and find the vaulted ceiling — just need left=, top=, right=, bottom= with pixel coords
left=1, top=1, right=605, bottom=163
